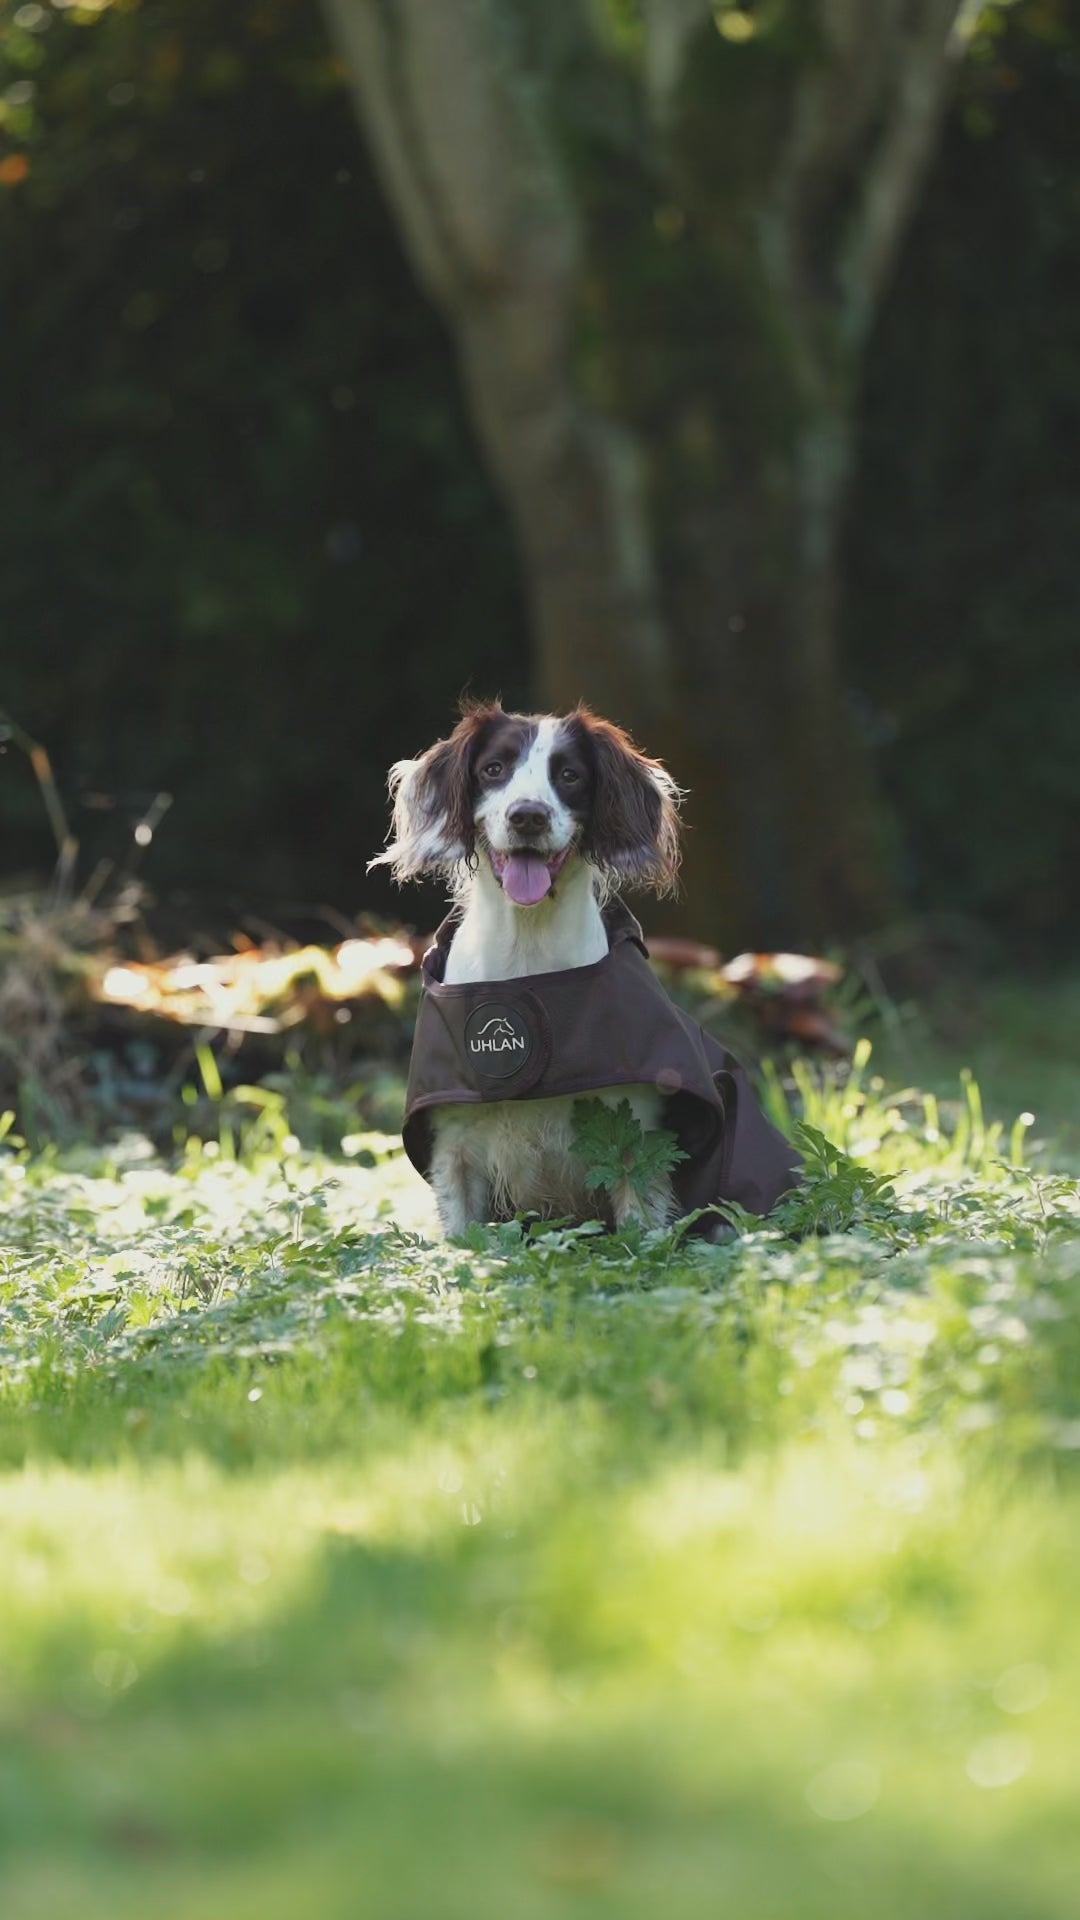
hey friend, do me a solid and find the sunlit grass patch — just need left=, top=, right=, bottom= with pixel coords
left=2, top=1427, right=1079, bottom=1919
left=0, top=1043, right=1078, bottom=1915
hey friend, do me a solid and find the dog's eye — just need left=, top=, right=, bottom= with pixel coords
left=481, top=759, right=503, bottom=779
left=559, top=767, right=581, bottom=785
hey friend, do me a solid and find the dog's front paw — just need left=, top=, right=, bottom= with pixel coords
left=609, top=1178, right=675, bottom=1233
left=432, top=1150, right=491, bottom=1240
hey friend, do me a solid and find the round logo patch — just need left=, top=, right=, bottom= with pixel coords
left=463, top=1002, right=533, bottom=1081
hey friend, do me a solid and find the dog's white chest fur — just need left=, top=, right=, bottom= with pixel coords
left=441, top=857, right=610, bottom=982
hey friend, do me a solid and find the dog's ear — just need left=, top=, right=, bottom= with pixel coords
left=369, top=703, right=501, bottom=881
left=576, top=709, right=683, bottom=896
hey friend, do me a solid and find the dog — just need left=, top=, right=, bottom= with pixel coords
left=372, top=701, right=684, bottom=1236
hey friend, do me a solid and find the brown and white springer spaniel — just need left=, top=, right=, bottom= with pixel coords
left=371, top=703, right=683, bottom=1236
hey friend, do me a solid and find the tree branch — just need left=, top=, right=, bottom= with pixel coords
left=322, top=0, right=578, bottom=318
left=837, top=0, right=965, bottom=348
left=322, top=0, right=672, bottom=703
left=639, top=0, right=711, bottom=119
left=764, top=0, right=903, bottom=301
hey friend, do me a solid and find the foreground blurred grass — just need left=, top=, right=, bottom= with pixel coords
left=1, top=1045, right=1079, bottom=1919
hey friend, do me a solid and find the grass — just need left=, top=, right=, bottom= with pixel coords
left=1, top=1033, right=1079, bottom=1918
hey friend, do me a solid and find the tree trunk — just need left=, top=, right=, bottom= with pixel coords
left=324, top=0, right=963, bottom=947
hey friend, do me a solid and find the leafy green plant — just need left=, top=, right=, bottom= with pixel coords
left=762, top=1038, right=1033, bottom=1178
left=570, top=1096, right=687, bottom=1212
left=773, top=1122, right=900, bottom=1238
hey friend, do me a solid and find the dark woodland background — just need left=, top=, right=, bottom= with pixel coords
left=2, top=0, right=1078, bottom=952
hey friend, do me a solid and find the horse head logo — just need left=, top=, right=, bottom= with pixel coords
left=464, top=1003, right=532, bottom=1075
left=475, top=1015, right=516, bottom=1039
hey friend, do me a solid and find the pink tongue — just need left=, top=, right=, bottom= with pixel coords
left=503, top=853, right=552, bottom=906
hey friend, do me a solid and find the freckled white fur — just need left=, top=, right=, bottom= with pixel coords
left=474, top=716, right=578, bottom=858
left=368, top=755, right=466, bottom=879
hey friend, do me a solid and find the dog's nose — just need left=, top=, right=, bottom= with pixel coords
left=507, top=802, right=552, bottom=838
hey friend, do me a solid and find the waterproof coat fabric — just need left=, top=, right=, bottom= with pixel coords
left=402, top=899, right=801, bottom=1224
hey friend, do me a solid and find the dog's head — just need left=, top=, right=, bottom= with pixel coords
left=370, top=702, right=682, bottom=905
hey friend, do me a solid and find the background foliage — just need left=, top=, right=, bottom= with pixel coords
left=1, top=0, right=1078, bottom=941
left=0, top=0, right=526, bottom=922
left=848, top=0, right=1080, bottom=940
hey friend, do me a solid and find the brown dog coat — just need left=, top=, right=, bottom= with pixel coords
left=402, top=899, right=800, bottom=1225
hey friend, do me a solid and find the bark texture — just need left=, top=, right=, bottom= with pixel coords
left=324, top=0, right=965, bottom=945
